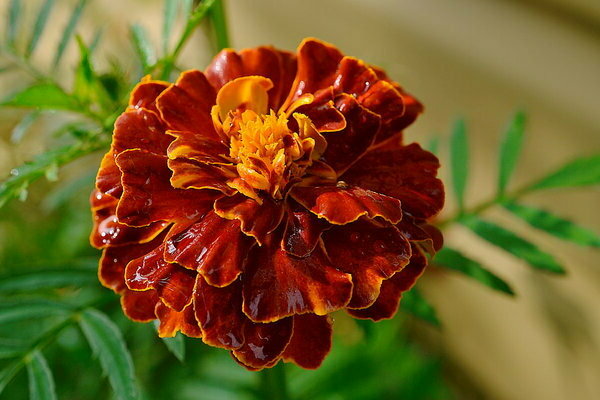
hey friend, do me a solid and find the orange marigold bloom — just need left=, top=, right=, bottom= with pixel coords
left=90, top=38, right=445, bottom=370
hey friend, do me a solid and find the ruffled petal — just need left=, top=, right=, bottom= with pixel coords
left=164, top=211, right=254, bottom=287
left=215, top=76, right=273, bottom=120
left=113, top=108, right=172, bottom=155
left=193, top=278, right=245, bottom=350
left=321, top=93, right=380, bottom=173
left=291, top=184, right=403, bottom=225
left=155, top=301, right=202, bottom=338
left=205, top=49, right=244, bottom=90
left=121, top=289, right=159, bottom=322
left=348, top=245, right=427, bottom=321
left=324, top=220, right=411, bottom=309
left=214, top=193, right=284, bottom=245
left=357, top=80, right=406, bottom=144
left=282, top=200, right=331, bottom=257
left=128, top=79, right=169, bottom=113
left=168, top=158, right=237, bottom=195
left=341, top=142, right=444, bottom=219
left=242, top=234, right=352, bottom=322
left=231, top=317, right=293, bottom=370
left=115, top=149, right=217, bottom=226
left=282, top=314, right=332, bottom=369
left=95, top=150, right=122, bottom=199
left=289, top=88, right=346, bottom=133
left=166, top=130, right=230, bottom=164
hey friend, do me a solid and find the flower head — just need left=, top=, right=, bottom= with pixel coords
left=90, top=38, right=444, bottom=370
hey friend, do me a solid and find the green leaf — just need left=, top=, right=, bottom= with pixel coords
left=461, top=214, right=565, bottom=274
left=0, top=341, right=26, bottom=359
left=26, top=351, right=57, bottom=400
left=162, top=0, right=179, bottom=55
left=154, top=321, right=185, bottom=362
left=449, top=118, right=468, bottom=211
left=0, top=267, right=97, bottom=293
left=52, top=0, right=88, bottom=68
left=89, top=27, right=103, bottom=54
left=79, top=309, right=140, bottom=400
left=25, top=0, right=55, bottom=57
left=0, top=359, right=22, bottom=394
left=130, top=24, right=156, bottom=71
left=208, top=0, right=230, bottom=51
left=528, top=154, right=600, bottom=191
left=401, top=287, right=440, bottom=327
left=2, top=83, right=78, bottom=110
left=504, top=202, right=600, bottom=248
left=181, top=0, right=194, bottom=18
left=10, top=110, right=41, bottom=143
left=498, top=111, right=526, bottom=195
left=0, top=300, right=71, bottom=325
left=434, top=247, right=514, bottom=295
left=5, top=0, right=21, bottom=48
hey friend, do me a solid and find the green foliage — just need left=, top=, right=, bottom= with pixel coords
left=527, top=154, right=600, bottom=190
left=449, top=118, right=468, bottom=212
left=0, top=300, right=72, bottom=325
left=5, top=0, right=21, bottom=48
left=497, top=110, right=525, bottom=196
left=26, top=0, right=55, bottom=57
left=26, top=351, right=57, bottom=400
left=2, top=83, right=78, bottom=110
left=53, top=0, right=88, bottom=68
left=130, top=24, right=156, bottom=72
left=154, top=322, right=186, bottom=362
left=10, top=110, right=41, bottom=143
left=400, top=287, right=440, bottom=327
left=0, top=267, right=97, bottom=293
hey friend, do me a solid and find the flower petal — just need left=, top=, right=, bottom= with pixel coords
left=348, top=245, right=427, bottom=321
left=333, top=57, right=379, bottom=98
left=282, top=314, right=332, bottom=369
left=242, top=234, right=352, bottom=322
left=193, top=277, right=245, bottom=350
left=129, top=79, right=169, bottom=113
left=96, top=150, right=122, bottom=199
left=231, top=317, right=293, bottom=370
left=115, top=149, right=217, bottom=226
left=205, top=49, right=244, bottom=90
left=166, top=130, right=230, bottom=164
left=214, top=193, right=284, bottom=245
left=168, top=157, right=237, bottom=195
left=215, top=76, right=273, bottom=120
left=164, top=211, right=254, bottom=287
left=324, top=220, right=411, bottom=309
left=121, top=289, right=159, bottom=322
left=291, top=184, right=403, bottom=225
left=156, top=301, right=202, bottom=338
left=357, top=80, right=406, bottom=144
left=320, top=93, right=380, bottom=173
left=112, top=108, right=172, bottom=155
left=282, top=200, right=331, bottom=257
left=341, top=142, right=444, bottom=219
left=289, top=87, right=346, bottom=133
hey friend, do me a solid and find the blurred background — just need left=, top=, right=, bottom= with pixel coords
left=1, top=0, right=599, bottom=399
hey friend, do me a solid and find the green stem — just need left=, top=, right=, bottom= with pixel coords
left=259, top=364, right=290, bottom=400
left=209, top=0, right=230, bottom=51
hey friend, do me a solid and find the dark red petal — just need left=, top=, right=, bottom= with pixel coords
left=115, top=149, right=217, bottom=226
left=341, top=142, right=444, bottom=219
left=357, top=80, right=407, bottom=144
left=205, top=49, right=244, bottom=90
left=168, top=158, right=237, bottom=196
left=193, top=278, right=245, bottom=350
left=283, top=38, right=343, bottom=107
left=348, top=245, right=427, bottom=321
left=113, top=108, right=172, bottom=155
left=125, top=244, right=195, bottom=312
left=155, top=301, right=202, bottom=338
left=282, top=314, right=332, bottom=369
left=166, top=130, right=230, bottom=164
left=324, top=220, right=411, bottom=309
left=129, top=80, right=169, bottom=113
left=321, top=93, right=380, bottom=173
left=333, top=57, right=379, bottom=98
left=282, top=201, right=331, bottom=257
left=291, top=184, right=403, bottom=225
left=242, top=234, right=352, bottom=322
left=121, top=289, right=159, bottom=322
left=231, top=317, right=293, bottom=370
left=96, top=150, right=122, bottom=199
left=290, top=87, right=346, bottom=133
left=214, top=193, right=284, bottom=245
left=164, top=211, right=254, bottom=287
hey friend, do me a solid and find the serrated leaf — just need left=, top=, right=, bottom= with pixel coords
left=26, top=351, right=57, bottom=400
left=504, top=202, right=600, bottom=248
left=0, top=300, right=71, bottom=325
left=79, top=309, right=140, bottom=400
left=401, top=287, right=440, bottom=327
left=130, top=24, right=156, bottom=71
left=153, top=321, right=185, bottom=362
left=52, top=0, right=88, bottom=68
left=498, top=111, right=526, bottom=195
left=528, top=154, right=600, bottom=191
left=10, top=110, right=41, bottom=143
left=2, top=83, right=78, bottom=110
left=0, top=267, right=97, bottom=293
left=461, top=214, right=565, bottom=274
left=26, top=0, right=55, bottom=57
left=434, top=247, right=514, bottom=295
left=449, top=118, right=468, bottom=211
left=162, top=0, right=179, bottom=55
left=6, top=0, right=21, bottom=48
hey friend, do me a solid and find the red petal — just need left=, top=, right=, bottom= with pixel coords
left=205, top=49, right=244, bottom=90
left=348, top=245, right=427, bottom=321
left=112, top=108, right=172, bottom=156
left=168, top=158, right=237, bottom=196
left=129, top=80, right=169, bottom=113
left=164, top=211, right=254, bottom=287
left=289, top=87, right=346, bottom=133
left=115, top=149, right=217, bottom=226
left=231, top=317, right=293, bottom=370
left=193, top=278, right=245, bottom=350
left=166, top=130, right=230, bottom=164
left=341, top=142, right=444, bottom=219
left=96, top=150, right=122, bottom=199
left=333, top=57, right=379, bottom=98
left=321, top=93, right=380, bottom=173
left=282, top=314, right=332, bottom=369
left=156, top=301, right=202, bottom=338
left=291, top=184, right=403, bottom=225
left=282, top=201, right=331, bottom=257
left=242, top=234, right=352, bottom=322
left=283, top=38, right=343, bottom=107
left=121, top=289, right=159, bottom=322
left=214, top=193, right=284, bottom=245
left=324, top=220, right=411, bottom=309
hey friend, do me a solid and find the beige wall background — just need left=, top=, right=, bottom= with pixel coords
left=1, top=1, right=599, bottom=399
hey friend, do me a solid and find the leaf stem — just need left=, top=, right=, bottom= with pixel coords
left=259, top=364, right=290, bottom=400
left=209, top=0, right=230, bottom=51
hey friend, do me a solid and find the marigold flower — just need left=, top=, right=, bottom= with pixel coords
left=90, top=38, right=444, bottom=370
